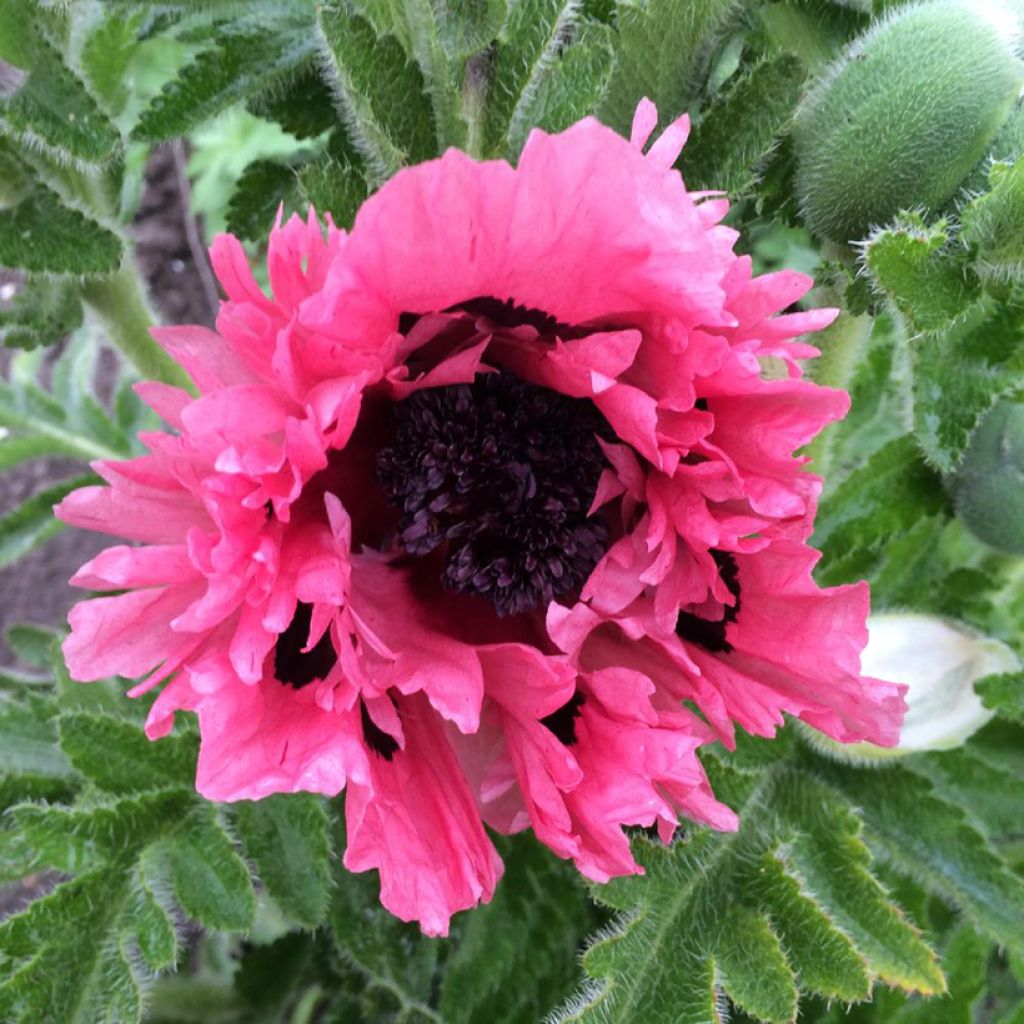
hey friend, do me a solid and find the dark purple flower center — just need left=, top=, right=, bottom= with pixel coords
left=275, top=602, right=337, bottom=687
left=675, top=551, right=741, bottom=653
left=376, top=371, right=611, bottom=616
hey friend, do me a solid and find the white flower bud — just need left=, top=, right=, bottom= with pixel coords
left=804, top=612, right=1019, bottom=761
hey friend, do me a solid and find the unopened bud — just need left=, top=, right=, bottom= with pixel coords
left=794, top=0, right=1024, bottom=243
left=804, top=612, right=1019, bottom=761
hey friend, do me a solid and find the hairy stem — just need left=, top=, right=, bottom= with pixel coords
left=80, top=261, right=192, bottom=390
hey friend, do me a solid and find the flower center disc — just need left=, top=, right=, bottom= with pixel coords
left=376, top=372, right=610, bottom=616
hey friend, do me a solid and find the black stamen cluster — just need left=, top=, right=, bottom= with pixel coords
left=376, top=372, right=610, bottom=616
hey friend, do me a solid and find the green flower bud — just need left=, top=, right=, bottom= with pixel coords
left=794, top=0, right=1024, bottom=244
left=803, top=613, right=1019, bottom=763
left=952, top=399, right=1024, bottom=554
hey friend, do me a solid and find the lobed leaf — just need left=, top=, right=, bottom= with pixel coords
left=317, top=2, right=438, bottom=181
left=234, top=794, right=332, bottom=929
left=683, top=54, right=806, bottom=194
left=504, top=20, right=615, bottom=158
left=0, top=0, right=122, bottom=166
left=0, top=186, right=123, bottom=275
left=599, top=0, right=747, bottom=133
left=57, top=711, right=198, bottom=796
left=132, top=5, right=318, bottom=142
left=862, top=215, right=981, bottom=334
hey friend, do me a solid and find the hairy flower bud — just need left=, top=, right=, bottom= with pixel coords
left=794, top=0, right=1024, bottom=243
left=805, top=613, right=1018, bottom=761
left=952, top=399, right=1024, bottom=554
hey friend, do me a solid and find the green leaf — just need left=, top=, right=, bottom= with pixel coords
left=0, top=869, right=145, bottom=1024
left=0, top=695, right=74, bottom=781
left=348, top=0, right=476, bottom=151
left=0, top=474, right=94, bottom=569
left=316, top=3, right=437, bottom=181
left=862, top=215, right=982, bottom=334
left=0, top=185, right=123, bottom=275
left=599, top=0, right=746, bottom=133
left=909, top=302, right=1024, bottom=474
left=977, top=672, right=1024, bottom=722
left=224, top=158, right=302, bottom=240
left=247, top=61, right=341, bottom=139
left=133, top=6, right=318, bottom=142
left=551, top=758, right=942, bottom=1024
left=57, top=711, right=198, bottom=796
left=5, top=624, right=58, bottom=669
left=483, top=0, right=574, bottom=154
left=0, top=277, right=84, bottom=351
left=821, top=761, right=1024, bottom=960
left=963, top=156, right=1024, bottom=287
left=682, top=54, right=806, bottom=194
left=439, top=836, right=599, bottom=1024
left=297, top=154, right=371, bottom=228
left=813, top=436, right=947, bottom=567
left=0, top=1, right=122, bottom=165
left=748, top=850, right=870, bottom=1002
left=153, top=806, right=256, bottom=932
left=234, top=794, right=332, bottom=929
left=504, top=20, right=615, bottom=158
left=714, top=905, right=797, bottom=1023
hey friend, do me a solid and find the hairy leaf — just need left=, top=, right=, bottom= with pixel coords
left=0, top=278, right=84, bottom=351
left=862, top=215, right=981, bottom=334
left=909, top=302, right=1024, bottom=473
left=0, top=0, right=122, bottom=165
left=133, top=6, right=318, bottom=142
left=234, top=794, right=332, bottom=929
left=599, top=0, right=746, bottom=133
left=0, top=186, right=123, bottom=275
left=317, top=2, right=439, bottom=181
left=505, top=20, right=615, bottom=158
left=683, top=54, right=806, bottom=194
left=57, top=712, right=197, bottom=796
left=963, top=156, right=1024, bottom=287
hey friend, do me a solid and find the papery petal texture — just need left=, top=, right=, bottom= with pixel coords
left=57, top=102, right=904, bottom=935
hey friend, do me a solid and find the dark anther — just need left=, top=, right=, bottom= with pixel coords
left=274, top=602, right=337, bottom=688
left=399, top=295, right=586, bottom=339
left=360, top=701, right=400, bottom=761
left=675, top=551, right=741, bottom=653
left=448, top=296, right=565, bottom=335
left=376, top=372, right=611, bottom=616
left=264, top=500, right=274, bottom=519
left=694, top=397, right=709, bottom=411
left=541, top=692, right=586, bottom=745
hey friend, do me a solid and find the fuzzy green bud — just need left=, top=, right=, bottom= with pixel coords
left=952, top=399, right=1024, bottom=554
left=794, top=0, right=1024, bottom=243
left=803, top=613, right=1019, bottom=763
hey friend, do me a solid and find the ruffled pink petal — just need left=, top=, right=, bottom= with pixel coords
left=344, top=693, right=503, bottom=937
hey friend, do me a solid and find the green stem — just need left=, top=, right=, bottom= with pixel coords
left=80, top=260, right=193, bottom=390
left=806, top=310, right=874, bottom=485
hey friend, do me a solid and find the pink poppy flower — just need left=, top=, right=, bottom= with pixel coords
left=57, top=100, right=905, bottom=935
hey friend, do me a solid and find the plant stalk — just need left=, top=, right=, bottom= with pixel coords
left=80, top=259, right=193, bottom=391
